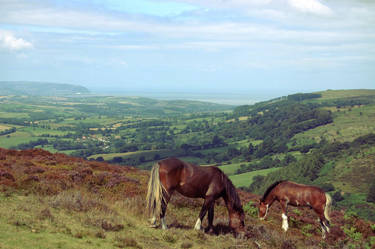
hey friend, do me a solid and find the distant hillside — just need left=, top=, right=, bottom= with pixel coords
left=0, top=148, right=374, bottom=248
left=0, top=81, right=90, bottom=96
left=233, top=89, right=375, bottom=221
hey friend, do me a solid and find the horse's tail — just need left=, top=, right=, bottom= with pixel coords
left=324, top=193, right=332, bottom=223
left=146, top=163, right=166, bottom=218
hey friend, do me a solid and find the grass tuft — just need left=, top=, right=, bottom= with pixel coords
left=114, top=236, right=142, bottom=249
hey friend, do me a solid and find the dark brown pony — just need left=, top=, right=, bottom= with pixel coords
left=146, top=157, right=245, bottom=235
left=259, top=180, right=332, bottom=238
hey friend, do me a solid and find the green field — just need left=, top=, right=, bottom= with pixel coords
left=294, top=103, right=375, bottom=143
left=229, top=168, right=280, bottom=188
left=218, top=162, right=244, bottom=175
left=0, top=124, right=12, bottom=131
left=88, top=150, right=166, bottom=161
left=317, top=89, right=375, bottom=100
left=0, top=131, right=37, bottom=148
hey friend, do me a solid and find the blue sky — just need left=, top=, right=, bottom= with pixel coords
left=0, top=0, right=374, bottom=101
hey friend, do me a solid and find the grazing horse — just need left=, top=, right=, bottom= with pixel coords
left=258, top=180, right=332, bottom=238
left=146, top=157, right=245, bottom=236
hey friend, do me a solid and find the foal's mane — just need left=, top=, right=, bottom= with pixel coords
left=260, top=180, right=286, bottom=202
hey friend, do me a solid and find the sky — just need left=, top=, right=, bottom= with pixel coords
left=0, top=0, right=374, bottom=101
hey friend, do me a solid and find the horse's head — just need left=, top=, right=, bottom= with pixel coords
left=258, top=200, right=269, bottom=220
left=229, top=209, right=245, bottom=236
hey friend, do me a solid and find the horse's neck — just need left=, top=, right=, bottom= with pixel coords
left=264, top=192, right=276, bottom=206
left=223, top=185, right=240, bottom=213
left=223, top=195, right=236, bottom=213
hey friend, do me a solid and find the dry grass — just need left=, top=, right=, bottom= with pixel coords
left=0, top=148, right=374, bottom=249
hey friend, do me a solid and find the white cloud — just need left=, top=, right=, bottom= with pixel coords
left=0, top=30, right=33, bottom=51
left=287, top=0, right=333, bottom=15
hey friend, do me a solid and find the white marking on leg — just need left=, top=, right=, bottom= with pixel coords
left=324, top=222, right=330, bottom=233
left=161, top=217, right=167, bottom=230
left=282, top=213, right=288, bottom=232
left=150, top=216, right=156, bottom=224
left=321, top=224, right=326, bottom=239
left=194, top=218, right=202, bottom=230
left=149, top=216, right=158, bottom=228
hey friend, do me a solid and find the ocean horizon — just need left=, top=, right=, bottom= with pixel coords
left=87, top=87, right=298, bottom=106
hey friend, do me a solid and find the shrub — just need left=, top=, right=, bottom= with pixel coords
left=281, top=239, right=297, bottom=249
left=333, top=191, right=344, bottom=203
left=301, top=224, right=315, bottom=237
left=95, top=231, right=106, bottom=239
left=243, top=201, right=258, bottom=218
left=320, top=183, right=335, bottom=192
left=180, top=241, right=193, bottom=248
left=343, top=226, right=362, bottom=242
left=162, top=233, right=176, bottom=243
left=101, top=220, right=124, bottom=231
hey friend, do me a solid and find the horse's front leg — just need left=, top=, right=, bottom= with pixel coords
left=207, top=203, right=215, bottom=233
left=195, top=196, right=214, bottom=230
left=280, top=200, right=289, bottom=232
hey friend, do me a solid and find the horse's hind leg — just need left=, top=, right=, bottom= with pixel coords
left=320, top=219, right=328, bottom=239
left=317, top=210, right=329, bottom=239
left=160, top=190, right=173, bottom=230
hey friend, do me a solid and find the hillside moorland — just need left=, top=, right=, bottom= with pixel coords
left=0, top=148, right=374, bottom=249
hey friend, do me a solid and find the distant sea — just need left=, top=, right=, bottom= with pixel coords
left=88, top=88, right=296, bottom=106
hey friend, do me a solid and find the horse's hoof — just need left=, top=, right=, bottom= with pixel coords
left=205, top=227, right=215, bottom=234
left=236, top=232, right=245, bottom=240
left=149, top=224, right=158, bottom=228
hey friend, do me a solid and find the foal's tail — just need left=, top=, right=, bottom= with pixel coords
left=146, top=163, right=166, bottom=218
left=324, top=193, right=332, bottom=223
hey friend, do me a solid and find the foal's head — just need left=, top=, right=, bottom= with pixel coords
left=258, top=200, right=269, bottom=220
left=258, top=180, right=284, bottom=220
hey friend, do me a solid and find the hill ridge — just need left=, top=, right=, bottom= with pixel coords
left=0, top=81, right=90, bottom=96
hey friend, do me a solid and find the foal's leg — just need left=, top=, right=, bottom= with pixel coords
left=316, top=209, right=329, bottom=239
left=279, top=200, right=289, bottom=232
left=195, top=196, right=214, bottom=230
left=319, top=219, right=328, bottom=239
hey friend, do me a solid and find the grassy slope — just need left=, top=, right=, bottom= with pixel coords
left=0, top=148, right=374, bottom=249
left=293, top=104, right=375, bottom=143
left=292, top=90, right=375, bottom=192
left=229, top=168, right=280, bottom=188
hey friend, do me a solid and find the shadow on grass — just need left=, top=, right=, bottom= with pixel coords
left=166, top=222, right=235, bottom=236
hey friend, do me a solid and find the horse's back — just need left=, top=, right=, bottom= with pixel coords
left=278, top=181, right=326, bottom=206
left=157, top=158, right=224, bottom=198
left=285, top=181, right=325, bottom=194
left=158, top=157, right=219, bottom=176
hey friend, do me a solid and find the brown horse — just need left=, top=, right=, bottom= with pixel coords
left=146, top=157, right=245, bottom=235
left=258, top=180, right=332, bottom=238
